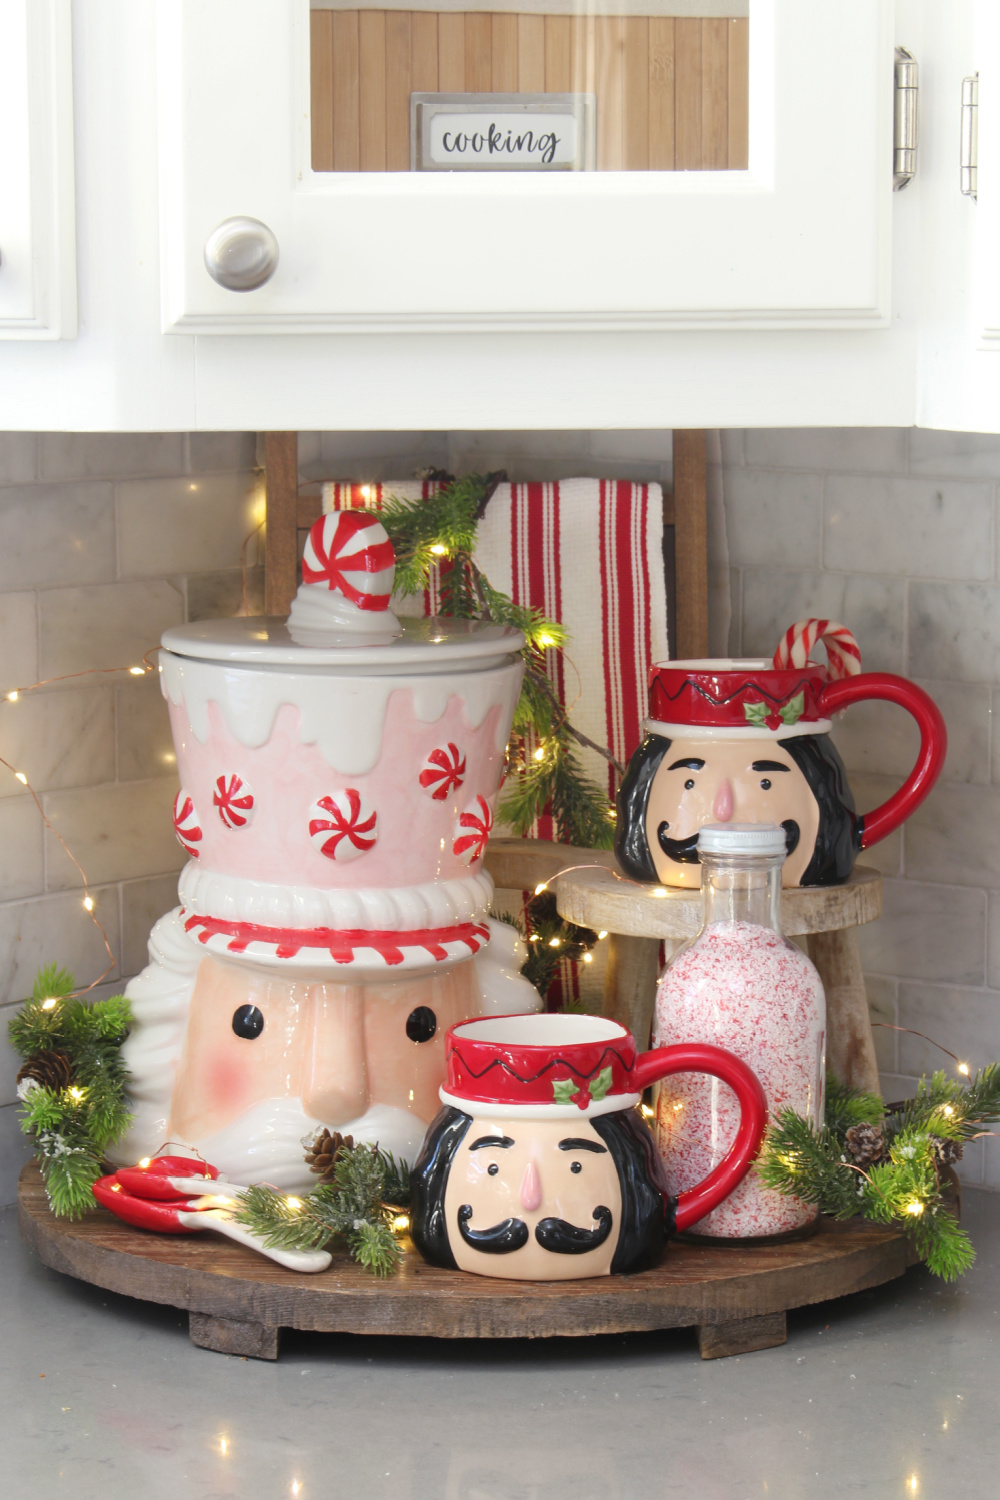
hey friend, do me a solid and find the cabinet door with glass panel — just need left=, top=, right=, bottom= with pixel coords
left=158, top=0, right=893, bottom=333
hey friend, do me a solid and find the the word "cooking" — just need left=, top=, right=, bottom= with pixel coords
left=440, top=123, right=562, bottom=165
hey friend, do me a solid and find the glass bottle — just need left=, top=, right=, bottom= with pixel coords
left=652, top=822, right=826, bottom=1239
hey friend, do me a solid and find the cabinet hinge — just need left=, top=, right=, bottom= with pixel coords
left=962, top=74, right=979, bottom=200
left=894, top=48, right=919, bottom=190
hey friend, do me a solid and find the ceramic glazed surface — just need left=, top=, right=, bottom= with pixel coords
left=616, top=653, right=947, bottom=888
left=410, top=1013, right=767, bottom=1281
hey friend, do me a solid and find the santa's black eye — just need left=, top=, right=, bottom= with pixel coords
left=760, top=779, right=772, bottom=791
left=488, top=1163, right=499, bottom=1176
left=684, top=779, right=695, bottom=790
left=406, top=1006, right=437, bottom=1043
left=570, top=1161, right=582, bottom=1174
left=232, top=1005, right=264, bottom=1039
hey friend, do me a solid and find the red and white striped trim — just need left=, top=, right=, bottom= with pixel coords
left=182, top=910, right=490, bottom=969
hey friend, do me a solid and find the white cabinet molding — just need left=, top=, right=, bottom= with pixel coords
left=158, top=0, right=894, bottom=335
left=0, top=0, right=77, bottom=339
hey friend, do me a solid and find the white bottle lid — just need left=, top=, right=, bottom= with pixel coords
left=697, top=822, right=787, bottom=857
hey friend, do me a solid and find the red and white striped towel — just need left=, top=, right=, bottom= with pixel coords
left=323, top=479, right=669, bottom=815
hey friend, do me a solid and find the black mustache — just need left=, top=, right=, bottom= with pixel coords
left=457, top=1205, right=614, bottom=1256
left=457, top=1205, right=530, bottom=1254
left=657, top=821, right=801, bottom=863
left=534, top=1207, right=613, bottom=1254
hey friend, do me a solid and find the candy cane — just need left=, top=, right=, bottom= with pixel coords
left=301, top=511, right=395, bottom=611
left=773, top=619, right=861, bottom=680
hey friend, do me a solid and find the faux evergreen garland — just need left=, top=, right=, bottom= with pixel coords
left=376, top=472, right=619, bottom=849
left=758, top=1068, right=1000, bottom=1280
left=10, top=964, right=133, bottom=1218
left=232, top=1132, right=411, bottom=1277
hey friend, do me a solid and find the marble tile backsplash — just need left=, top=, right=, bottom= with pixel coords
left=0, top=432, right=262, bottom=1203
left=722, top=427, right=1000, bottom=1188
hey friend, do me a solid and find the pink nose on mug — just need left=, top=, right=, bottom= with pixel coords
left=712, top=778, right=734, bottom=821
left=520, top=1159, right=542, bottom=1212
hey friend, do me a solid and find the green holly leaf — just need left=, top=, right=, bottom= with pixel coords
left=589, top=1066, right=614, bottom=1103
left=552, top=1078, right=578, bottom=1105
left=743, top=700, right=769, bottom=727
left=779, top=691, right=805, bottom=726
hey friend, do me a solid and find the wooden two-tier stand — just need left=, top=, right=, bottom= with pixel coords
left=17, top=850, right=917, bottom=1362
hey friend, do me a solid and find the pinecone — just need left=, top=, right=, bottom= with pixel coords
left=304, top=1128, right=354, bottom=1182
left=931, top=1136, right=964, bottom=1167
left=16, top=1049, right=73, bottom=1094
left=845, top=1122, right=887, bottom=1166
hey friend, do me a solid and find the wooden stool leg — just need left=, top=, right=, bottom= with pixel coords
left=806, top=928, right=881, bottom=1094
left=189, top=1311, right=282, bottom=1360
left=697, top=1311, right=787, bottom=1359
left=602, top=934, right=661, bottom=1047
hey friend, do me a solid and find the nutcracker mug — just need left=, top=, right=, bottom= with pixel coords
left=616, top=618, right=947, bottom=889
left=410, top=1013, right=767, bottom=1281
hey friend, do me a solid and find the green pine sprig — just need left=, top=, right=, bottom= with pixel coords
left=758, top=1067, right=1000, bottom=1282
left=231, top=1142, right=411, bottom=1277
left=9, top=968, right=134, bottom=1219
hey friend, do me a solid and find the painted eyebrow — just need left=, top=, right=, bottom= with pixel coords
left=751, top=760, right=792, bottom=773
left=469, top=1135, right=515, bottom=1151
left=558, top=1138, right=608, bottom=1154
left=667, top=758, right=706, bottom=771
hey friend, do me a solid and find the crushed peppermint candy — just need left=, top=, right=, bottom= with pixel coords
left=653, top=919, right=826, bottom=1238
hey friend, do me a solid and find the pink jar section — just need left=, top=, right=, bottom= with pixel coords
left=653, top=921, right=825, bottom=1237
left=168, top=688, right=506, bottom=890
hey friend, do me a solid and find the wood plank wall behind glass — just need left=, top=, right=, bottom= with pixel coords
left=310, top=12, right=749, bottom=171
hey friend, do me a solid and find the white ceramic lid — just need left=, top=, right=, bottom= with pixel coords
left=161, top=615, right=525, bottom=668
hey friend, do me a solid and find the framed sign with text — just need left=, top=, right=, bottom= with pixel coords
left=410, top=93, right=596, bottom=173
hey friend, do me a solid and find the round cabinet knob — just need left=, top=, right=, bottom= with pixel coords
left=203, top=217, right=279, bottom=292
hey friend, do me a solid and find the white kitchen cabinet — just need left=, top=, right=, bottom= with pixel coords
left=159, top=0, right=894, bottom=335
left=0, top=0, right=76, bottom=340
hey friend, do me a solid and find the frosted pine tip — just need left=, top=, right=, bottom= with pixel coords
left=41, top=998, right=58, bottom=1011
left=958, top=1063, right=970, bottom=1076
left=534, top=882, right=548, bottom=895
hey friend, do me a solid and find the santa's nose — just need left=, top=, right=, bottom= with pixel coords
left=303, top=986, right=369, bottom=1124
left=520, top=1159, right=542, bottom=1213
left=712, top=778, right=734, bottom=821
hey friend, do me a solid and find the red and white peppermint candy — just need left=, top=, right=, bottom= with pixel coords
left=772, top=618, right=861, bottom=681
left=172, top=790, right=202, bottom=858
left=301, top=512, right=395, bottom=612
left=453, top=794, right=493, bottom=865
left=213, top=774, right=255, bottom=830
left=419, top=742, right=467, bottom=801
left=309, top=789, right=378, bottom=861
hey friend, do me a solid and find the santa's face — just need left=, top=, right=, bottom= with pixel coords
left=167, top=954, right=481, bottom=1184
left=645, top=736, right=819, bottom=888
left=442, top=1114, right=623, bottom=1281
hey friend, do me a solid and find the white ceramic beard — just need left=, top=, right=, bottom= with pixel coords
left=186, top=1098, right=426, bottom=1191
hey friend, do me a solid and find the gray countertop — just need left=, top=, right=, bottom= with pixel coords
left=2, top=1192, right=997, bottom=1499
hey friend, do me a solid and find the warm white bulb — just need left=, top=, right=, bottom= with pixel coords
left=942, top=1104, right=954, bottom=1117
left=83, top=896, right=94, bottom=912
left=598, top=931, right=608, bottom=940
left=958, top=1063, right=970, bottom=1076
left=68, top=1087, right=84, bottom=1101
left=6, top=690, right=17, bottom=701
left=651, top=886, right=667, bottom=898
left=534, top=882, right=548, bottom=895
left=392, top=1215, right=410, bottom=1232
left=430, top=543, right=448, bottom=556
left=138, top=1157, right=151, bottom=1169
left=536, top=633, right=555, bottom=648
left=640, top=1104, right=654, bottom=1119
left=129, top=666, right=144, bottom=676
left=286, top=1197, right=303, bottom=1212
left=14, top=771, right=26, bottom=785
left=533, top=746, right=546, bottom=762
left=548, top=937, right=561, bottom=948
left=583, top=952, right=592, bottom=963
left=906, top=1200, right=924, bottom=1216
left=41, top=998, right=58, bottom=1011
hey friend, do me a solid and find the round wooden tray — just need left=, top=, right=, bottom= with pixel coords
left=17, top=1163, right=916, bottom=1362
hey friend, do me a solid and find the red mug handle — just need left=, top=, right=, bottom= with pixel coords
left=633, top=1043, right=768, bottom=1233
left=818, top=673, right=947, bottom=849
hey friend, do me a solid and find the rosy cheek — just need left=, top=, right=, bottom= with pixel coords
left=204, top=1046, right=263, bottom=1113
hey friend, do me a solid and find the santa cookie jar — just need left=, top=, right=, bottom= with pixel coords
left=616, top=619, right=947, bottom=888
left=113, top=511, right=539, bottom=1189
